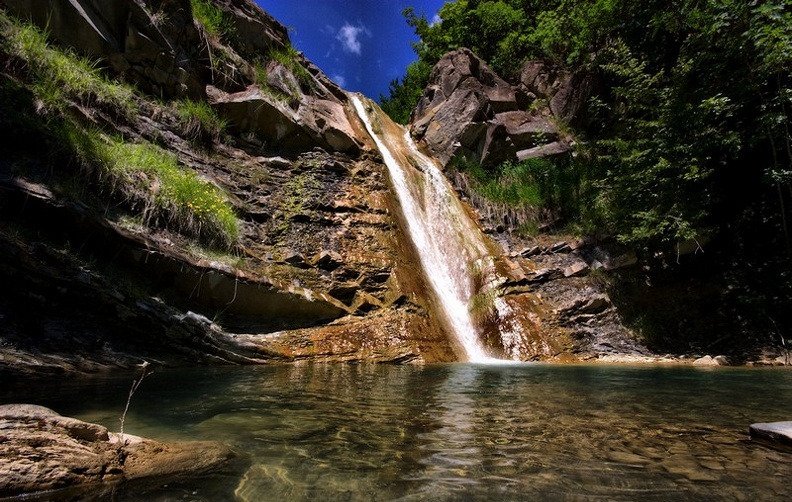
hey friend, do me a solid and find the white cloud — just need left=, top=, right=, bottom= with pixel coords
left=336, top=23, right=369, bottom=55
left=430, top=14, right=442, bottom=26
left=332, top=74, right=347, bottom=87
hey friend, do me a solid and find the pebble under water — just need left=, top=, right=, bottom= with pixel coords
left=3, top=363, right=792, bottom=501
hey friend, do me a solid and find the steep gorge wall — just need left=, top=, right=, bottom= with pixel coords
left=407, top=48, right=649, bottom=362
left=0, top=0, right=457, bottom=373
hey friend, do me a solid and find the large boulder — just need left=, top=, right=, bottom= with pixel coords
left=410, top=48, right=569, bottom=168
left=749, top=421, right=792, bottom=447
left=519, top=59, right=598, bottom=126
left=209, top=85, right=362, bottom=154
left=0, top=404, right=233, bottom=498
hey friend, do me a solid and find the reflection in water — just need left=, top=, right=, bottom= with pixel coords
left=3, top=364, right=792, bottom=501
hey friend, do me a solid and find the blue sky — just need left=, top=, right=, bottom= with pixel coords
left=255, top=0, right=446, bottom=100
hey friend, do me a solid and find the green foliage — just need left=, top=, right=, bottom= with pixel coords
left=253, top=62, right=269, bottom=88
left=176, top=99, right=227, bottom=145
left=55, top=121, right=239, bottom=248
left=457, top=157, right=544, bottom=207
left=379, top=60, right=432, bottom=125
left=271, top=44, right=313, bottom=88
left=0, top=11, right=136, bottom=116
left=384, top=0, right=792, bottom=254
left=190, top=0, right=233, bottom=39
left=456, top=155, right=591, bottom=226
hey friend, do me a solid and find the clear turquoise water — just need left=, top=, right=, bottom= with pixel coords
left=3, top=363, right=792, bottom=501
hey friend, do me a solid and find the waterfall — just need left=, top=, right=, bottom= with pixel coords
left=351, top=95, right=508, bottom=363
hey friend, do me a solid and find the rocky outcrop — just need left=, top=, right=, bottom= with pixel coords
left=208, top=85, right=362, bottom=154
left=2, top=0, right=208, bottom=98
left=494, top=235, right=647, bottom=361
left=409, top=49, right=599, bottom=168
left=410, top=48, right=578, bottom=168
left=518, top=60, right=598, bottom=126
left=0, top=404, right=233, bottom=498
left=0, top=0, right=460, bottom=373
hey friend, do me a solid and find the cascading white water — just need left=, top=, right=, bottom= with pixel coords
left=351, top=95, right=506, bottom=363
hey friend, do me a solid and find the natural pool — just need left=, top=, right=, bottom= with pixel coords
left=3, top=363, right=791, bottom=501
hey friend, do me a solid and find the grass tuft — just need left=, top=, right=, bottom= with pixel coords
left=0, top=11, right=136, bottom=117
left=456, top=157, right=547, bottom=207
left=190, top=0, right=233, bottom=39
left=55, top=121, right=239, bottom=248
left=270, top=44, right=313, bottom=88
left=176, top=99, right=227, bottom=145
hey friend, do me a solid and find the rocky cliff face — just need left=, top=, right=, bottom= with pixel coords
left=0, top=0, right=456, bottom=373
left=0, top=0, right=656, bottom=372
left=408, top=48, right=648, bottom=362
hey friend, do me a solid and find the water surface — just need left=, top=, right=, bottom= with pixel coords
left=3, top=363, right=792, bottom=500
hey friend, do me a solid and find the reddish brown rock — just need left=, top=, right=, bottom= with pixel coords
left=0, top=405, right=233, bottom=498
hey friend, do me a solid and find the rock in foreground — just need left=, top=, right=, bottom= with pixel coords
left=749, top=421, right=792, bottom=448
left=0, top=404, right=233, bottom=498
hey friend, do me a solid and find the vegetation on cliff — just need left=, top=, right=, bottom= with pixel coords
left=382, top=0, right=792, bottom=250
left=0, top=11, right=239, bottom=248
left=382, top=0, right=792, bottom=352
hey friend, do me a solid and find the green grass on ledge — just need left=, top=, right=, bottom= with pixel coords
left=176, top=99, right=227, bottom=145
left=0, top=10, right=136, bottom=117
left=57, top=121, right=239, bottom=248
left=190, top=0, right=233, bottom=39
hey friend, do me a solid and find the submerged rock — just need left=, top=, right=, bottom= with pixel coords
left=0, top=404, right=233, bottom=498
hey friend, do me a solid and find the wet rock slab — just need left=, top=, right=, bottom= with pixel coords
left=749, top=421, right=792, bottom=447
left=0, top=404, right=233, bottom=498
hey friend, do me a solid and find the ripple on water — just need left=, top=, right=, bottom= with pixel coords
left=3, top=363, right=792, bottom=501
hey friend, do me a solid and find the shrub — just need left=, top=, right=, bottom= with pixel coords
left=0, top=11, right=136, bottom=117
left=456, top=157, right=545, bottom=207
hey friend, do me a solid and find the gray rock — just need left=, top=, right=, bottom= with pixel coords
left=578, top=295, right=610, bottom=314
left=313, top=250, right=343, bottom=270
left=282, top=249, right=306, bottom=265
left=529, top=267, right=563, bottom=283
left=693, top=355, right=729, bottom=366
left=410, top=48, right=566, bottom=168
left=713, top=355, right=729, bottom=365
left=551, top=241, right=572, bottom=253
left=516, top=141, right=570, bottom=161
left=518, top=59, right=598, bottom=126
left=210, top=85, right=361, bottom=154
left=749, top=421, right=792, bottom=447
left=519, top=245, right=541, bottom=257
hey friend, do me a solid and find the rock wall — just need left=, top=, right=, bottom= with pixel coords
left=408, top=48, right=648, bottom=362
left=0, top=0, right=454, bottom=373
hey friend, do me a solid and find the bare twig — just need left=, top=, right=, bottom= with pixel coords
left=119, top=361, right=152, bottom=438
